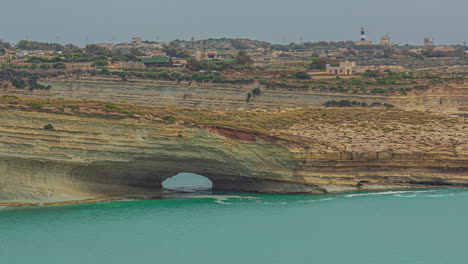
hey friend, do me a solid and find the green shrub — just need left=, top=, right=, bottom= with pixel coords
left=251, top=87, right=262, bottom=97
left=52, top=62, right=66, bottom=69
left=93, top=59, right=108, bottom=67
left=104, top=102, right=120, bottom=110
left=11, top=78, right=26, bottom=89
left=293, top=71, right=311, bottom=79
left=69, top=105, right=80, bottom=110
left=27, top=102, right=43, bottom=109
left=371, top=88, right=389, bottom=94
left=2, top=95, right=19, bottom=99
left=43, top=124, right=54, bottom=130
left=162, top=116, right=177, bottom=123
left=324, top=100, right=368, bottom=107
left=413, top=85, right=429, bottom=90
left=246, top=92, right=252, bottom=103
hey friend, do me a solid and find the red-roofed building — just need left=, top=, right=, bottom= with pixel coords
left=206, top=53, right=216, bottom=58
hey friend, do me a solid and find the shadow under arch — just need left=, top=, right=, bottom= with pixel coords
left=162, top=172, right=213, bottom=192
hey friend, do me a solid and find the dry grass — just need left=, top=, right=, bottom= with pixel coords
left=0, top=95, right=463, bottom=133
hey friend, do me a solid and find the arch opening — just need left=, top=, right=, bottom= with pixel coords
left=162, top=173, right=213, bottom=192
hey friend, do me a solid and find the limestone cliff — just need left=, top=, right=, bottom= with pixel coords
left=0, top=102, right=466, bottom=205
left=1, top=76, right=467, bottom=111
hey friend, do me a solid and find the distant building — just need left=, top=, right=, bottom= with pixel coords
left=172, top=59, right=187, bottom=68
left=380, top=34, right=395, bottom=46
left=356, top=40, right=373, bottom=45
left=408, top=48, right=424, bottom=54
left=140, top=56, right=173, bottom=67
left=96, top=43, right=114, bottom=48
left=151, top=51, right=167, bottom=57
left=132, top=37, right=142, bottom=46
left=326, top=61, right=356, bottom=76
left=194, top=51, right=204, bottom=61
left=433, top=46, right=455, bottom=52
left=15, top=51, right=28, bottom=58
left=108, top=61, right=145, bottom=69
left=193, top=51, right=235, bottom=61
left=424, top=37, right=434, bottom=46
left=206, top=52, right=216, bottom=59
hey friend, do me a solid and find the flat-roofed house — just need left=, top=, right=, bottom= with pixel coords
left=326, top=61, right=356, bottom=76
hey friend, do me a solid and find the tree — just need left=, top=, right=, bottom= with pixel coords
left=246, top=92, right=252, bottom=103
left=162, top=45, right=190, bottom=58
left=251, top=87, right=261, bottom=97
left=92, top=59, right=108, bottom=67
left=129, top=48, right=145, bottom=57
left=186, top=57, right=200, bottom=71
left=269, top=44, right=289, bottom=51
left=309, top=57, right=329, bottom=70
left=52, top=62, right=66, bottom=69
left=0, top=41, right=11, bottom=50
left=294, top=71, right=311, bottom=79
left=235, top=50, right=252, bottom=65
left=85, top=44, right=112, bottom=56
left=16, top=40, right=65, bottom=51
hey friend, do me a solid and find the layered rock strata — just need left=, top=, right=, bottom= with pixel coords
left=0, top=106, right=466, bottom=204
left=1, top=77, right=467, bottom=110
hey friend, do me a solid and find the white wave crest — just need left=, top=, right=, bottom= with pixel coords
left=298, top=198, right=334, bottom=203
left=183, top=195, right=259, bottom=205
left=344, top=190, right=436, bottom=198
left=425, top=194, right=455, bottom=198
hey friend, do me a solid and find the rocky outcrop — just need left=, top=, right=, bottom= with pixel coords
left=0, top=106, right=466, bottom=204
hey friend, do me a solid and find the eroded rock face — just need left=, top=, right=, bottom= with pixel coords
left=1, top=77, right=467, bottom=110
left=0, top=108, right=466, bottom=204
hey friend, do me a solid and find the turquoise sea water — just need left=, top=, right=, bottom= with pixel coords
left=1, top=188, right=468, bottom=264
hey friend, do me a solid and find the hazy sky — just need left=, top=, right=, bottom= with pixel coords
left=1, top=0, right=467, bottom=46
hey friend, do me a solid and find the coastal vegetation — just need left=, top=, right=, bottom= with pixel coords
left=323, top=100, right=394, bottom=108
left=0, top=96, right=461, bottom=135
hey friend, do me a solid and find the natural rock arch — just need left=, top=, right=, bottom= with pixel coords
left=162, top=173, right=213, bottom=191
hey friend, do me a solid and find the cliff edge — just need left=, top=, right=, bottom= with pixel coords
left=0, top=99, right=466, bottom=204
